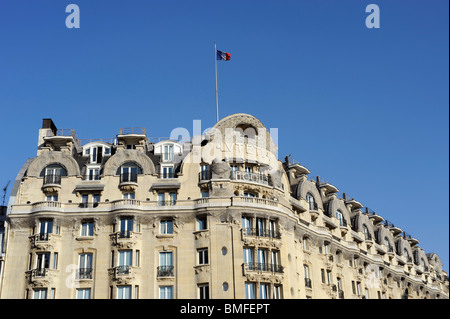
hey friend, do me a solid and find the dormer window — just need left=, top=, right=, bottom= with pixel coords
left=362, top=224, right=371, bottom=240
left=83, top=144, right=111, bottom=164
left=336, top=210, right=345, bottom=226
left=163, top=144, right=174, bottom=162
left=306, top=193, right=317, bottom=211
left=118, top=162, right=142, bottom=183
left=41, top=164, right=67, bottom=185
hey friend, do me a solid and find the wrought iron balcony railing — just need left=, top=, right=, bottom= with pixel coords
left=77, top=268, right=93, bottom=279
left=245, top=262, right=283, bottom=273
left=305, top=278, right=312, bottom=288
left=120, top=172, right=138, bottom=183
left=242, top=228, right=281, bottom=239
left=43, top=174, right=61, bottom=185
left=157, top=266, right=174, bottom=277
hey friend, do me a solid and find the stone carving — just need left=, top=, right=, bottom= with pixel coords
left=26, top=151, right=81, bottom=177
left=270, top=169, right=283, bottom=189
left=210, top=160, right=230, bottom=179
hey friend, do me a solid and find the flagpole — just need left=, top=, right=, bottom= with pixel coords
left=214, top=41, right=219, bottom=123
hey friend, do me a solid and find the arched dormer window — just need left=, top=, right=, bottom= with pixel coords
left=306, top=193, right=317, bottom=211
left=40, top=164, right=67, bottom=185
left=117, top=162, right=142, bottom=183
left=362, top=224, right=371, bottom=240
left=384, top=236, right=392, bottom=252
left=336, top=210, right=345, bottom=226
left=403, top=248, right=411, bottom=262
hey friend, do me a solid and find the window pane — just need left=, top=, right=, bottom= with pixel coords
left=245, top=283, right=255, bottom=299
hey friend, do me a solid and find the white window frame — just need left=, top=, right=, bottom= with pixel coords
left=160, top=219, right=173, bottom=234
left=159, top=286, right=173, bottom=299
left=77, top=288, right=91, bottom=299
left=197, top=248, right=209, bottom=265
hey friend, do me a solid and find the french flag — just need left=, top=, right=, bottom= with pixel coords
left=217, top=50, right=231, bottom=61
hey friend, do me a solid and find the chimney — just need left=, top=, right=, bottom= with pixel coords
left=37, top=118, right=58, bottom=151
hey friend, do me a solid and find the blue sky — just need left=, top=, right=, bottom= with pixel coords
left=0, top=1, right=448, bottom=270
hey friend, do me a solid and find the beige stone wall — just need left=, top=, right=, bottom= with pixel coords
left=0, top=114, right=448, bottom=299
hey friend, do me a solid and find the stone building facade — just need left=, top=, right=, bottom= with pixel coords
left=0, top=113, right=448, bottom=299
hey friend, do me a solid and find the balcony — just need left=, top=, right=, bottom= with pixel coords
left=230, top=171, right=272, bottom=187
left=304, top=278, right=312, bottom=289
left=119, top=172, right=138, bottom=192
left=157, top=266, right=175, bottom=277
left=31, top=201, right=62, bottom=213
left=43, top=174, right=62, bottom=186
left=29, top=233, right=58, bottom=249
left=245, top=262, right=284, bottom=274
left=109, top=265, right=137, bottom=282
left=157, top=200, right=177, bottom=207
left=26, top=268, right=54, bottom=285
left=242, top=228, right=281, bottom=239
left=76, top=268, right=93, bottom=280
left=120, top=172, right=137, bottom=184
left=110, top=230, right=140, bottom=247
left=198, top=169, right=212, bottom=182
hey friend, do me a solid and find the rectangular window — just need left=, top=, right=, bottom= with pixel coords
left=357, top=282, right=362, bottom=296
left=122, top=192, right=135, bottom=199
left=198, top=248, right=209, bottom=265
left=81, top=221, right=94, bottom=236
left=135, top=250, right=140, bottom=267
left=33, top=288, right=47, bottom=299
left=169, top=192, right=177, bottom=205
left=163, top=145, right=174, bottom=162
left=88, top=168, right=100, bottom=180
left=39, top=219, right=53, bottom=237
left=118, top=250, right=132, bottom=274
left=162, top=165, right=174, bottom=178
left=241, top=216, right=252, bottom=234
left=201, top=190, right=209, bottom=198
left=197, top=217, right=207, bottom=230
left=273, top=285, right=282, bottom=299
left=160, top=219, right=173, bottom=234
left=260, top=283, right=269, bottom=299
left=321, top=269, right=325, bottom=283
left=198, top=284, right=210, bottom=299
left=352, top=281, right=356, bottom=295
left=36, top=252, right=51, bottom=270
left=79, top=253, right=93, bottom=279
left=243, top=247, right=254, bottom=265
left=326, top=270, right=332, bottom=284
left=120, top=218, right=133, bottom=237
left=257, top=249, right=267, bottom=270
left=77, top=288, right=91, bottom=299
left=159, top=286, right=173, bottom=299
left=159, top=251, right=173, bottom=269
left=157, top=193, right=165, bottom=206
left=365, top=288, right=369, bottom=299
left=245, top=282, right=256, bottom=299
left=117, top=286, right=132, bottom=299
left=46, top=194, right=58, bottom=202
left=53, top=252, right=58, bottom=269
left=256, top=218, right=266, bottom=236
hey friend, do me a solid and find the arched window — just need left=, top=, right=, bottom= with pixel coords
left=362, top=224, right=371, bottom=240
left=306, top=193, right=316, bottom=210
left=117, top=162, right=142, bottom=183
left=384, top=236, right=392, bottom=252
left=41, top=164, right=67, bottom=185
left=403, top=248, right=411, bottom=262
left=336, top=210, right=345, bottom=226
